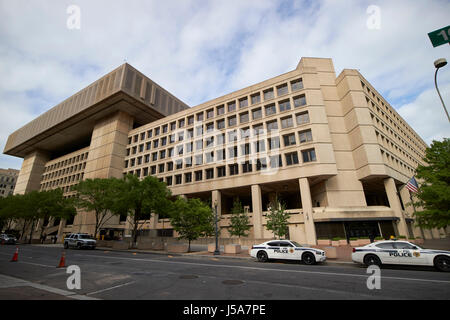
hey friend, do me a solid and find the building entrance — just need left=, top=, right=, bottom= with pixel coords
left=344, top=221, right=380, bottom=242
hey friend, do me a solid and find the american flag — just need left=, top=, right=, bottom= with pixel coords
left=406, top=176, right=418, bottom=193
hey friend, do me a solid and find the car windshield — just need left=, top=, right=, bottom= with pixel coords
left=290, top=241, right=302, bottom=247
left=79, top=235, right=92, bottom=239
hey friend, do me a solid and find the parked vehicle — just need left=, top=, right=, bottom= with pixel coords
left=250, top=240, right=326, bottom=265
left=352, top=240, right=450, bottom=272
left=63, top=233, right=96, bottom=249
left=0, top=233, right=17, bottom=245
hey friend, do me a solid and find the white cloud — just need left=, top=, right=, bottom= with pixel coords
left=0, top=0, right=449, bottom=170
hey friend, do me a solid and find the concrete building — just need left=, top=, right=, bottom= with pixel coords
left=0, top=168, right=19, bottom=198
left=3, top=57, right=446, bottom=243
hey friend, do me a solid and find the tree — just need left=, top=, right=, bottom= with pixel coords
left=36, top=189, right=76, bottom=240
left=72, top=178, right=121, bottom=239
left=413, top=138, right=450, bottom=229
left=112, top=174, right=172, bottom=246
left=169, top=197, right=215, bottom=252
left=228, top=198, right=251, bottom=238
left=265, top=198, right=290, bottom=239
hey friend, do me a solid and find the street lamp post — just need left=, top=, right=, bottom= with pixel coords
left=214, top=201, right=220, bottom=256
left=434, top=58, right=450, bottom=122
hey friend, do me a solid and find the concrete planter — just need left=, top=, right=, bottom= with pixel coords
left=331, top=241, right=340, bottom=247
left=112, top=241, right=130, bottom=250
left=136, top=241, right=153, bottom=250
left=224, top=244, right=241, bottom=254
left=349, top=240, right=359, bottom=247
left=323, top=246, right=337, bottom=259
left=358, top=239, right=371, bottom=246
left=151, top=242, right=165, bottom=250
left=339, top=239, right=348, bottom=246
left=167, top=243, right=188, bottom=253
left=317, top=239, right=331, bottom=246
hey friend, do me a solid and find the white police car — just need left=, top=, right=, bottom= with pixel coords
left=352, top=240, right=450, bottom=272
left=250, top=240, right=326, bottom=265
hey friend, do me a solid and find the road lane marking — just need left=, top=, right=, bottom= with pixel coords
left=77, top=253, right=450, bottom=285
left=86, top=281, right=136, bottom=296
left=0, top=273, right=99, bottom=300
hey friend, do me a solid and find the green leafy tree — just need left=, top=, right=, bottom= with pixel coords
left=112, top=174, right=172, bottom=246
left=265, top=198, right=290, bottom=239
left=72, top=178, right=121, bottom=239
left=228, top=198, right=250, bottom=238
left=169, top=197, right=215, bottom=252
left=413, top=138, right=450, bottom=229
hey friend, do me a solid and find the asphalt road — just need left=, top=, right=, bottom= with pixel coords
left=0, top=245, right=449, bottom=300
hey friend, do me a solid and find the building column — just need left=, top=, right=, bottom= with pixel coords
left=251, top=185, right=263, bottom=239
left=299, top=178, right=317, bottom=245
left=14, top=150, right=50, bottom=195
left=384, top=178, right=409, bottom=239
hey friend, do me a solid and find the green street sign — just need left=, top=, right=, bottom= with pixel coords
left=428, top=25, right=450, bottom=47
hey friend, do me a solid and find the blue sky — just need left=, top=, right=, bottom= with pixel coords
left=0, top=0, right=449, bottom=170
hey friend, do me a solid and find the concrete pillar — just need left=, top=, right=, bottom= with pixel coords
left=251, top=185, right=263, bottom=239
left=299, top=178, right=317, bottom=245
left=57, top=219, right=66, bottom=243
left=384, top=178, right=409, bottom=239
left=212, top=190, right=222, bottom=217
left=14, top=150, right=50, bottom=195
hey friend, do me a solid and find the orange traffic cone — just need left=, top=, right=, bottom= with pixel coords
left=11, top=247, right=18, bottom=262
left=57, top=251, right=66, bottom=268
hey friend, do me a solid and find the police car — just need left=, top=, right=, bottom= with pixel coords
left=352, top=240, right=450, bottom=272
left=250, top=240, right=326, bottom=265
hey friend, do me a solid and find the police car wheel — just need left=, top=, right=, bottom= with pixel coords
left=434, top=256, right=450, bottom=272
left=257, top=251, right=268, bottom=262
left=363, top=254, right=381, bottom=267
left=302, top=252, right=316, bottom=265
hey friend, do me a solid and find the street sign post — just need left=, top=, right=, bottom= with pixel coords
left=428, top=25, right=450, bottom=47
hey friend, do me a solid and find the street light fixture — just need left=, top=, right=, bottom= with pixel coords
left=433, top=58, right=450, bottom=122
left=213, top=200, right=220, bottom=256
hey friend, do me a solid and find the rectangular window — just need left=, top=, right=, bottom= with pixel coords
left=206, top=136, right=214, bottom=148
left=283, top=133, right=296, bottom=146
left=240, top=112, right=249, bottom=123
left=160, top=150, right=166, bottom=159
left=147, top=130, right=153, bottom=139
left=228, top=115, right=237, bottom=127
left=167, top=162, right=174, bottom=171
left=185, top=157, right=192, bottom=167
left=241, top=143, right=251, bottom=156
left=207, top=109, right=214, bottom=119
left=206, top=168, right=214, bottom=180
left=217, top=166, right=226, bottom=177
left=254, top=140, right=266, bottom=153
left=140, top=132, right=146, bottom=140
left=268, top=137, right=280, bottom=150
left=294, top=95, right=307, bottom=108
left=229, top=164, right=239, bottom=176
left=256, top=158, right=267, bottom=171
left=281, top=116, right=293, bottom=129
left=252, top=107, right=262, bottom=120
left=267, top=120, right=278, bottom=131
left=176, top=160, right=183, bottom=169
left=239, top=97, right=248, bottom=108
left=228, top=101, right=236, bottom=112
left=152, top=152, right=157, bottom=161
left=179, top=119, right=185, bottom=128
left=251, top=93, right=261, bottom=105
left=161, top=137, right=167, bottom=146
left=302, top=149, right=317, bottom=163
left=206, top=151, right=214, bottom=163
left=162, top=125, right=168, bottom=134
left=177, top=145, right=184, bottom=156
left=178, top=132, right=184, bottom=141
left=277, top=84, right=288, bottom=96
left=253, top=124, right=264, bottom=136
left=159, top=164, right=165, bottom=173
left=146, top=142, right=151, bottom=151
left=151, top=166, right=156, bottom=175
left=186, top=142, right=193, bottom=153
left=133, top=135, right=138, bottom=143
left=195, top=154, right=203, bottom=165
left=187, top=128, right=194, bottom=139
left=206, top=122, right=214, bottom=133
left=197, top=112, right=204, bottom=122
left=265, top=104, right=276, bottom=116
left=279, top=99, right=291, bottom=112
left=144, top=154, right=150, bottom=163
left=196, top=140, right=203, bottom=151
left=170, top=122, right=176, bottom=131
left=228, top=130, right=237, bottom=142
left=196, top=125, right=203, bottom=136
left=216, top=133, right=225, bottom=145
left=228, top=146, right=238, bottom=158
left=240, top=127, right=251, bottom=139
left=155, top=128, right=160, bottom=136
left=166, top=176, right=172, bottom=186
left=175, top=175, right=182, bottom=185
left=296, top=111, right=309, bottom=125
left=270, top=155, right=282, bottom=168
left=217, top=119, right=225, bottom=129
left=195, top=170, right=202, bottom=181
left=299, top=129, right=313, bottom=143
left=185, top=172, right=192, bottom=183
left=242, top=161, right=252, bottom=173
left=187, top=116, right=194, bottom=125
left=285, top=152, right=299, bottom=166
left=291, top=78, right=303, bottom=91
left=217, top=105, right=225, bottom=115
left=264, top=88, right=274, bottom=101
left=153, top=140, right=159, bottom=148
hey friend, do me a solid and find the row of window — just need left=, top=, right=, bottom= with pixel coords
left=126, top=149, right=317, bottom=181
left=40, top=172, right=85, bottom=190
left=127, top=111, right=310, bottom=158
left=0, top=176, right=15, bottom=183
left=42, top=162, right=87, bottom=181
left=0, top=184, right=14, bottom=189
left=128, top=81, right=306, bottom=145
left=44, top=152, right=89, bottom=173
left=125, top=128, right=313, bottom=169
